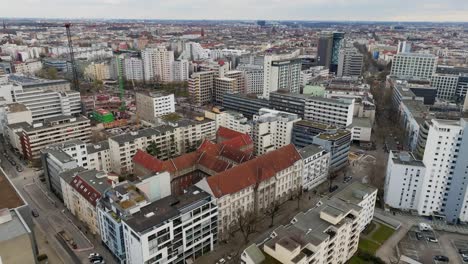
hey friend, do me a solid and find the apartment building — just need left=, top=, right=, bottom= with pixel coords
left=390, top=53, right=437, bottom=79
left=142, top=47, right=174, bottom=83
left=188, top=71, right=215, bottom=106
left=241, top=182, right=377, bottom=264
left=20, top=115, right=91, bottom=162
left=292, top=120, right=351, bottom=171
left=14, top=60, right=42, bottom=75
left=337, top=48, right=364, bottom=77
left=0, top=103, right=32, bottom=135
left=61, top=169, right=112, bottom=235
left=84, top=62, right=111, bottom=81
left=109, top=119, right=216, bottom=174
left=196, top=144, right=302, bottom=238
left=222, top=93, right=270, bottom=118
left=237, top=64, right=264, bottom=94
left=172, top=59, right=190, bottom=81
left=124, top=57, right=144, bottom=81
left=252, top=108, right=301, bottom=155
left=263, top=50, right=302, bottom=99
left=204, top=107, right=251, bottom=134
left=136, top=92, right=175, bottom=123
left=213, top=77, right=236, bottom=104
left=87, top=141, right=111, bottom=172
left=384, top=151, right=426, bottom=211
left=121, top=186, right=218, bottom=264
left=298, top=144, right=330, bottom=191
left=384, top=118, right=468, bottom=224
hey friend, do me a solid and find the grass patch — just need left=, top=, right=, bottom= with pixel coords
left=369, top=223, right=395, bottom=244
left=362, top=222, right=376, bottom=235
left=161, top=113, right=182, bottom=122
left=348, top=256, right=373, bottom=264
left=358, top=238, right=380, bottom=254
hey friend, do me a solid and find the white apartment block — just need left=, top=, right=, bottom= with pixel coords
left=87, top=141, right=111, bottom=172
left=188, top=71, right=214, bottom=106
left=252, top=108, right=301, bottom=156
left=124, top=57, right=144, bottom=81
left=196, top=144, right=303, bottom=238
left=305, top=97, right=354, bottom=128
left=385, top=151, right=426, bottom=211
left=122, top=187, right=218, bottom=264
left=390, top=53, right=437, bottom=79
left=298, top=144, right=330, bottom=191
left=431, top=73, right=459, bottom=100
left=263, top=50, right=302, bottom=99
left=172, top=59, right=190, bottom=81
left=14, top=60, right=42, bottom=75
left=142, top=47, right=174, bottom=83
left=0, top=103, right=32, bottom=135
left=136, top=92, right=175, bottom=123
left=237, top=64, right=264, bottom=94
left=337, top=48, right=363, bottom=77
left=242, top=182, right=377, bottom=264
left=204, top=108, right=251, bottom=134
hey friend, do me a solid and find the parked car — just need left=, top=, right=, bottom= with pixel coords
left=433, top=255, right=449, bottom=262
left=459, top=249, right=468, bottom=254
left=15, top=166, right=23, bottom=172
left=329, top=185, right=339, bottom=193
left=31, top=209, right=39, bottom=217
left=219, top=258, right=226, bottom=264
left=415, top=232, right=422, bottom=240
left=88, top=253, right=101, bottom=259
left=427, top=236, right=438, bottom=243
left=89, top=256, right=103, bottom=263
left=343, top=176, right=352, bottom=183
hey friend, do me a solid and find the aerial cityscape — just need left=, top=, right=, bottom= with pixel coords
left=1, top=3, right=468, bottom=264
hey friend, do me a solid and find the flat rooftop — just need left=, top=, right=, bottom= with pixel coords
left=6, top=103, right=29, bottom=113
left=0, top=172, right=25, bottom=209
left=332, top=182, right=377, bottom=206
left=390, top=151, right=425, bottom=167
left=298, top=144, right=326, bottom=158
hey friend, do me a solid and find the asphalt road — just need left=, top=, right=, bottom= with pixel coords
left=0, top=140, right=116, bottom=264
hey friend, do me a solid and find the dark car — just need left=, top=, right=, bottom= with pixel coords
left=463, top=255, right=468, bottom=262
left=89, top=256, right=103, bottom=263
left=329, top=185, right=339, bottom=193
left=415, top=232, right=423, bottom=240
left=433, top=255, right=449, bottom=262
left=31, top=209, right=39, bottom=217
left=459, top=249, right=468, bottom=254
left=15, top=166, right=23, bottom=172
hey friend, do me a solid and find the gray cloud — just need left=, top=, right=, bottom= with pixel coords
left=1, top=0, right=467, bottom=21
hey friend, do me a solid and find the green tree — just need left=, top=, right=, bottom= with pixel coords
left=146, top=141, right=160, bottom=157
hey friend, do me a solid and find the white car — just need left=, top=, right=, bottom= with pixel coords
left=219, top=258, right=226, bottom=264
left=88, top=253, right=101, bottom=259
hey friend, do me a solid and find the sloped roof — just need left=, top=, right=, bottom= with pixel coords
left=217, top=126, right=246, bottom=141
left=206, top=144, right=301, bottom=198
left=133, top=150, right=164, bottom=172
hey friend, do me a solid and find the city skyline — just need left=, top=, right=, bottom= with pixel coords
left=2, top=0, right=468, bottom=22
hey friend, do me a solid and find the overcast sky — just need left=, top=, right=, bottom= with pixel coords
left=2, top=0, right=468, bottom=22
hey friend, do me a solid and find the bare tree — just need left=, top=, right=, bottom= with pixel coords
left=237, top=209, right=257, bottom=244
left=265, top=201, right=280, bottom=227
left=292, top=187, right=303, bottom=210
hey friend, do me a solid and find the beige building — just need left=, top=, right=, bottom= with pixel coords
left=84, top=62, right=111, bottom=81
left=20, top=115, right=91, bottom=162
left=135, top=92, right=175, bottom=123
left=14, top=60, right=42, bottom=75
left=60, top=169, right=112, bottom=235
left=204, top=107, right=251, bottom=134
left=87, top=141, right=111, bottom=172
left=241, top=182, right=378, bottom=264
left=196, top=144, right=302, bottom=237
left=188, top=71, right=215, bottom=106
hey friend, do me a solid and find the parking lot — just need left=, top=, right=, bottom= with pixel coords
left=398, top=225, right=468, bottom=264
left=453, top=239, right=468, bottom=263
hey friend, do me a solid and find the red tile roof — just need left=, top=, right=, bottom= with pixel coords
left=133, top=150, right=164, bottom=172
left=217, top=126, right=246, bottom=141
left=206, top=145, right=301, bottom=198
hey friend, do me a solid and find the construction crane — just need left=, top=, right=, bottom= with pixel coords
left=64, top=23, right=79, bottom=91
left=116, top=56, right=126, bottom=112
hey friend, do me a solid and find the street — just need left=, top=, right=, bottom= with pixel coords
left=0, top=139, right=116, bottom=264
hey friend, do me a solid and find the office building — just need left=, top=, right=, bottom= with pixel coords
left=298, top=144, right=330, bottom=191
left=196, top=145, right=302, bottom=238
left=397, top=41, right=412, bottom=53
left=317, top=32, right=334, bottom=68
left=8, top=75, right=71, bottom=92
left=252, top=108, right=301, bottom=155
left=292, top=120, right=351, bottom=171
left=222, top=93, right=270, bottom=118
left=337, top=48, right=364, bottom=77
left=142, top=47, right=174, bottom=83
left=390, top=53, right=437, bottom=79
left=21, top=115, right=91, bottom=162
left=263, top=50, right=302, bottom=99
left=237, top=64, right=264, bottom=94
left=384, top=151, right=426, bottom=211
left=241, top=182, right=377, bottom=264
left=431, top=73, right=460, bottom=100
left=136, top=92, right=175, bottom=123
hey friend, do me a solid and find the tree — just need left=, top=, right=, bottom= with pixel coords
left=146, top=141, right=160, bottom=157
left=237, top=209, right=257, bottom=243
left=92, top=79, right=104, bottom=92
left=37, top=67, right=58, bottom=80
left=293, top=187, right=303, bottom=210
left=265, top=201, right=280, bottom=227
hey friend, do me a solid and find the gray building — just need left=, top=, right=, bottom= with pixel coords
left=222, top=93, right=270, bottom=118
